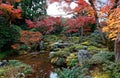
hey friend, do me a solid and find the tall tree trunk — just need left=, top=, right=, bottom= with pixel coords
left=110, top=0, right=119, bottom=62
left=115, top=37, right=120, bottom=63
left=29, top=0, right=32, bottom=8
left=78, top=27, right=83, bottom=42
left=2, top=0, right=6, bottom=3
left=88, top=0, right=105, bottom=41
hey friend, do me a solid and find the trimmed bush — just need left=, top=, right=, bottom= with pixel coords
left=0, top=25, right=20, bottom=51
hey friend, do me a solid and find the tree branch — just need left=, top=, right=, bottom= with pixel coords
left=111, top=0, right=119, bottom=10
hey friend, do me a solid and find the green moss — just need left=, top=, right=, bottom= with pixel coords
left=81, top=41, right=91, bottom=46
left=88, top=46, right=101, bottom=51
left=63, top=47, right=70, bottom=52
left=68, top=44, right=84, bottom=52
left=71, top=36, right=80, bottom=43
left=92, top=72, right=109, bottom=78
left=87, top=46, right=108, bottom=55
left=44, top=35, right=61, bottom=42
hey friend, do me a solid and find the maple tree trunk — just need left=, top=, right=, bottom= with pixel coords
left=107, top=39, right=114, bottom=51
left=96, top=19, right=105, bottom=41
left=69, top=33, right=72, bottom=40
left=78, top=27, right=83, bottom=42
left=110, top=0, right=120, bottom=62
left=89, top=0, right=105, bottom=41
left=80, top=27, right=83, bottom=38
left=115, top=35, right=120, bottom=63
left=114, top=32, right=120, bottom=63
left=29, top=0, right=32, bottom=8
left=2, top=0, right=6, bottom=3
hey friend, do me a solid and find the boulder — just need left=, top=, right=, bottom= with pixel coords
left=0, top=60, right=7, bottom=67
left=77, top=46, right=90, bottom=65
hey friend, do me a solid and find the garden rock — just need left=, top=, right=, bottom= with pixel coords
left=36, top=40, right=44, bottom=51
left=17, top=72, right=25, bottom=78
left=78, top=47, right=90, bottom=65
left=54, top=42, right=71, bottom=48
left=0, top=60, right=7, bottom=67
left=84, top=75, right=91, bottom=78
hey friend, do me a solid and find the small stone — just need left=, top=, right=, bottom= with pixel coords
left=40, top=70, right=43, bottom=72
left=84, top=75, right=91, bottom=78
left=17, top=73, right=25, bottom=78
left=0, top=60, right=7, bottom=67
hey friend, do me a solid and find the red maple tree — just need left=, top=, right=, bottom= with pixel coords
left=25, top=16, right=62, bottom=34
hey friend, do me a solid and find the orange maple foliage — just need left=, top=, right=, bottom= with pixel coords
left=11, top=44, right=20, bottom=50
left=102, top=6, right=120, bottom=40
left=0, top=4, right=13, bottom=12
left=100, top=5, right=111, bottom=14
left=20, top=30, right=42, bottom=46
left=0, top=3, right=22, bottom=23
left=15, top=0, right=21, bottom=2
left=6, top=0, right=21, bottom=4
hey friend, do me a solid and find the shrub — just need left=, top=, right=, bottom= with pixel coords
left=70, top=36, right=80, bottom=43
left=20, top=30, right=42, bottom=51
left=68, top=44, right=84, bottom=52
left=80, top=30, right=106, bottom=48
left=20, top=30, right=42, bottom=45
left=0, top=24, right=20, bottom=51
left=56, top=67, right=84, bottom=78
left=87, top=46, right=108, bottom=55
left=66, top=53, right=78, bottom=67
left=89, top=52, right=114, bottom=64
left=8, top=60, right=32, bottom=74
left=51, top=57, right=66, bottom=66
left=0, top=60, right=32, bottom=78
left=103, top=62, right=120, bottom=78
left=0, top=50, right=17, bottom=60
left=50, top=51, right=69, bottom=66
left=0, top=17, right=6, bottom=25
left=44, top=35, right=61, bottom=42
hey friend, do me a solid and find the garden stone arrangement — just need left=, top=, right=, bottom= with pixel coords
left=0, top=0, right=120, bottom=78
